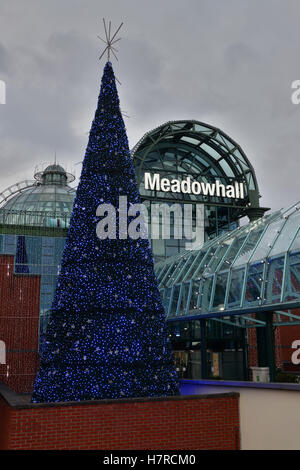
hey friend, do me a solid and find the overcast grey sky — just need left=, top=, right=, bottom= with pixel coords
left=0, top=0, right=299, bottom=212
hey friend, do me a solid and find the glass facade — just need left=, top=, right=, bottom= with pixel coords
left=0, top=164, right=76, bottom=227
left=0, top=123, right=275, bottom=381
left=0, top=164, right=75, bottom=336
left=2, top=186, right=74, bottom=215
left=155, top=201, right=300, bottom=326
left=132, top=120, right=261, bottom=261
left=0, top=228, right=67, bottom=335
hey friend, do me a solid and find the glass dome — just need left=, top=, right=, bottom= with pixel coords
left=132, top=120, right=266, bottom=216
left=0, top=164, right=76, bottom=227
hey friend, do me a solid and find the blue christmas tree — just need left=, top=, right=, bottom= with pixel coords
left=31, top=62, right=179, bottom=402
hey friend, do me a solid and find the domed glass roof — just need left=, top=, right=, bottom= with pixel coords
left=131, top=120, right=264, bottom=216
left=0, top=164, right=76, bottom=227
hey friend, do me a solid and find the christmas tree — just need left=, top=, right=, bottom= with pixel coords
left=31, top=61, right=179, bottom=403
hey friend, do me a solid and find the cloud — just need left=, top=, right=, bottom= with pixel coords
left=0, top=0, right=300, bottom=211
left=0, top=43, right=11, bottom=76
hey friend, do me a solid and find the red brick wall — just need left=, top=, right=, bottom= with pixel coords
left=0, top=255, right=41, bottom=393
left=0, top=393, right=240, bottom=450
left=247, top=327, right=258, bottom=369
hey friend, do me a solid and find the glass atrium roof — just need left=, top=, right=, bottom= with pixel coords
left=132, top=120, right=261, bottom=211
left=0, top=164, right=76, bottom=227
left=155, top=201, right=300, bottom=328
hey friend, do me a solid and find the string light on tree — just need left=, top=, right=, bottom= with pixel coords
left=31, top=20, right=179, bottom=403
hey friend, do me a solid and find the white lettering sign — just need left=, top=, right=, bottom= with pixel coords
left=144, top=172, right=245, bottom=200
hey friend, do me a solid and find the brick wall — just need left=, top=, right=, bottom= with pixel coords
left=0, top=255, right=41, bottom=393
left=247, top=327, right=258, bottom=369
left=0, top=385, right=240, bottom=450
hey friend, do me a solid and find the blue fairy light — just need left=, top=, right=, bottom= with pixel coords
left=31, top=61, right=179, bottom=403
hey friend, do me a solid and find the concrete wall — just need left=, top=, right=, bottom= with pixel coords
left=181, top=380, right=300, bottom=450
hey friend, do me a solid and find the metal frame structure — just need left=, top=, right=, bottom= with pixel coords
left=0, top=164, right=76, bottom=227
left=0, top=180, right=36, bottom=207
left=155, top=201, right=300, bottom=328
left=132, top=120, right=264, bottom=213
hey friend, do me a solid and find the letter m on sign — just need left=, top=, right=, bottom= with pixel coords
left=0, top=80, right=6, bottom=104
left=0, top=340, right=6, bottom=364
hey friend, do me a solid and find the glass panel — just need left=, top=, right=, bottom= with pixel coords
left=284, top=251, right=300, bottom=302
left=194, top=153, right=210, bottom=168
left=180, top=136, right=200, bottom=146
left=155, top=263, right=165, bottom=278
left=194, top=124, right=212, bottom=133
left=200, top=143, right=222, bottom=160
left=166, top=258, right=186, bottom=287
left=228, top=155, right=243, bottom=175
left=218, top=234, right=247, bottom=271
left=232, top=223, right=266, bottom=267
left=227, top=268, right=246, bottom=309
left=171, top=122, right=187, bottom=131
left=212, top=272, right=228, bottom=310
left=250, top=219, right=285, bottom=262
left=192, top=247, right=217, bottom=279
left=244, top=262, right=264, bottom=306
left=269, top=211, right=300, bottom=256
left=152, top=239, right=166, bottom=259
left=175, top=252, right=195, bottom=283
left=264, top=255, right=284, bottom=304
left=201, top=275, right=214, bottom=312
left=182, top=251, right=201, bottom=281
left=219, top=134, right=235, bottom=151
left=218, top=159, right=235, bottom=177
left=206, top=244, right=228, bottom=272
left=162, top=287, right=172, bottom=312
left=246, top=173, right=256, bottom=190
left=217, top=207, right=229, bottom=235
left=160, top=263, right=174, bottom=285
left=177, top=282, right=190, bottom=314
left=26, top=236, right=42, bottom=264
left=188, top=280, right=200, bottom=312
left=233, top=149, right=250, bottom=169
left=288, top=224, right=300, bottom=252
left=170, top=285, right=181, bottom=315
left=4, top=234, right=16, bottom=254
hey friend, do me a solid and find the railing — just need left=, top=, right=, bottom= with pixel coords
left=0, top=209, right=71, bottom=228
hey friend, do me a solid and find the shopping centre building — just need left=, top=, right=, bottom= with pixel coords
left=0, top=119, right=300, bottom=393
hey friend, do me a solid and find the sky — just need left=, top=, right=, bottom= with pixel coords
left=0, top=0, right=299, bottom=212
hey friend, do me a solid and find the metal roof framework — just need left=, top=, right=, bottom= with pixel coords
left=0, top=180, right=36, bottom=207
left=0, top=165, right=76, bottom=227
left=131, top=120, right=261, bottom=211
left=155, top=201, right=300, bottom=328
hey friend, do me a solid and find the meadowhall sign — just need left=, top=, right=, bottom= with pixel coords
left=144, top=172, right=245, bottom=199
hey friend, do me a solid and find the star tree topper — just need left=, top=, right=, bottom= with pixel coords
left=98, top=18, right=123, bottom=62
